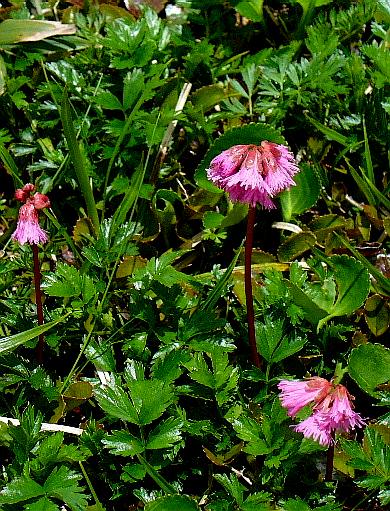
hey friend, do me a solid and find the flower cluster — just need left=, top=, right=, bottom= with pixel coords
left=12, top=183, right=50, bottom=245
left=278, top=377, right=365, bottom=446
left=207, top=141, right=299, bottom=209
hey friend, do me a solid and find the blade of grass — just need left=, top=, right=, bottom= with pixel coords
left=346, top=160, right=376, bottom=206
left=0, top=312, right=71, bottom=355
left=362, top=117, right=375, bottom=183
left=305, top=115, right=349, bottom=145
left=203, top=241, right=243, bottom=311
left=60, top=89, right=100, bottom=235
left=361, top=171, right=390, bottom=211
left=102, top=88, right=151, bottom=209
left=0, top=143, right=23, bottom=187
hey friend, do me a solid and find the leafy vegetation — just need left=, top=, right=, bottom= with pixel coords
left=0, top=0, right=389, bottom=510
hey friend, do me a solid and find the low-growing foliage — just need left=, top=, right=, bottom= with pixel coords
left=0, top=0, right=389, bottom=510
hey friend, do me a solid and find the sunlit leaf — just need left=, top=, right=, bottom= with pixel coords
left=0, top=20, right=75, bottom=45
left=348, top=343, right=390, bottom=396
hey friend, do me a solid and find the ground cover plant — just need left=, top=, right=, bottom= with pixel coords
left=0, top=0, right=389, bottom=509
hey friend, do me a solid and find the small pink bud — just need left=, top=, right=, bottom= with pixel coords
left=12, top=184, right=50, bottom=246
left=32, top=193, right=51, bottom=210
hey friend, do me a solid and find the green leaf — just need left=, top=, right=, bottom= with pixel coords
left=317, top=255, right=370, bottom=328
left=33, top=432, right=63, bottom=465
left=123, top=69, right=145, bottom=111
left=277, top=231, right=317, bottom=263
left=136, top=454, right=176, bottom=494
left=258, top=319, right=306, bottom=363
left=305, top=115, right=349, bottom=145
left=0, top=475, right=44, bottom=504
left=43, top=264, right=96, bottom=304
left=24, top=497, right=59, bottom=511
left=185, top=353, right=214, bottom=388
left=333, top=233, right=390, bottom=296
left=146, top=417, right=183, bottom=450
left=0, top=313, right=70, bottom=355
left=95, top=378, right=174, bottom=425
left=152, top=350, right=188, bottom=384
left=284, top=280, right=328, bottom=325
left=230, top=416, right=271, bottom=455
left=213, top=473, right=244, bottom=505
left=44, top=466, right=88, bottom=511
left=189, top=84, right=239, bottom=113
left=94, top=91, right=123, bottom=111
left=348, top=343, right=390, bottom=396
left=94, top=380, right=139, bottom=423
left=0, top=20, right=75, bottom=45
left=203, top=211, right=224, bottom=229
left=280, top=163, right=321, bottom=221
left=144, top=495, right=200, bottom=511
left=365, top=294, right=390, bottom=336
left=233, top=1, right=264, bottom=23
left=283, top=498, right=310, bottom=511
left=102, top=430, right=144, bottom=456
left=203, top=245, right=243, bottom=312
left=128, top=379, right=175, bottom=425
left=195, top=123, right=285, bottom=192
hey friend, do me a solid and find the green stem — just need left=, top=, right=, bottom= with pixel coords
left=136, top=454, right=176, bottom=494
left=325, top=432, right=335, bottom=481
left=60, top=324, right=95, bottom=394
left=79, top=461, right=105, bottom=511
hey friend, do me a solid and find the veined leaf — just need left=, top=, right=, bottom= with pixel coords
left=95, top=378, right=174, bottom=425
left=277, top=231, right=317, bottom=263
left=0, top=475, right=44, bottom=504
left=317, top=255, right=370, bottom=328
left=280, top=163, right=321, bottom=220
left=44, top=466, right=88, bottom=511
left=146, top=417, right=183, bottom=450
left=24, top=497, right=59, bottom=510
left=348, top=343, right=390, bottom=397
left=102, top=430, right=144, bottom=456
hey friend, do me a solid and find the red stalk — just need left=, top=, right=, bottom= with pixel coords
left=245, top=206, right=261, bottom=368
left=325, top=433, right=335, bottom=481
left=32, top=244, right=45, bottom=363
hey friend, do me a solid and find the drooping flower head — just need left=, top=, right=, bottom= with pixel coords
left=12, top=184, right=50, bottom=246
left=278, top=378, right=365, bottom=446
left=278, top=377, right=332, bottom=418
left=207, top=141, right=299, bottom=209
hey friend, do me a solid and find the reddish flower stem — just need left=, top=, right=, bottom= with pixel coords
left=325, top=433, right=335, bottom=481
left=32, top=244, right=45, bottom=363
left=245, top=206, right=261, bottom=368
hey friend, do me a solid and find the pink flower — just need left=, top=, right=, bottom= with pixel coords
left=278, top=378, right=365, bottom=446
left=294, top=410, right=333, bottom=446
left=207, top=141, right=299, bottom=208
left=319, top=385, right=366, bottom=433
left=12, top=184, right=50, bottom=246
left=278, top=377, right=332, bottom=417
